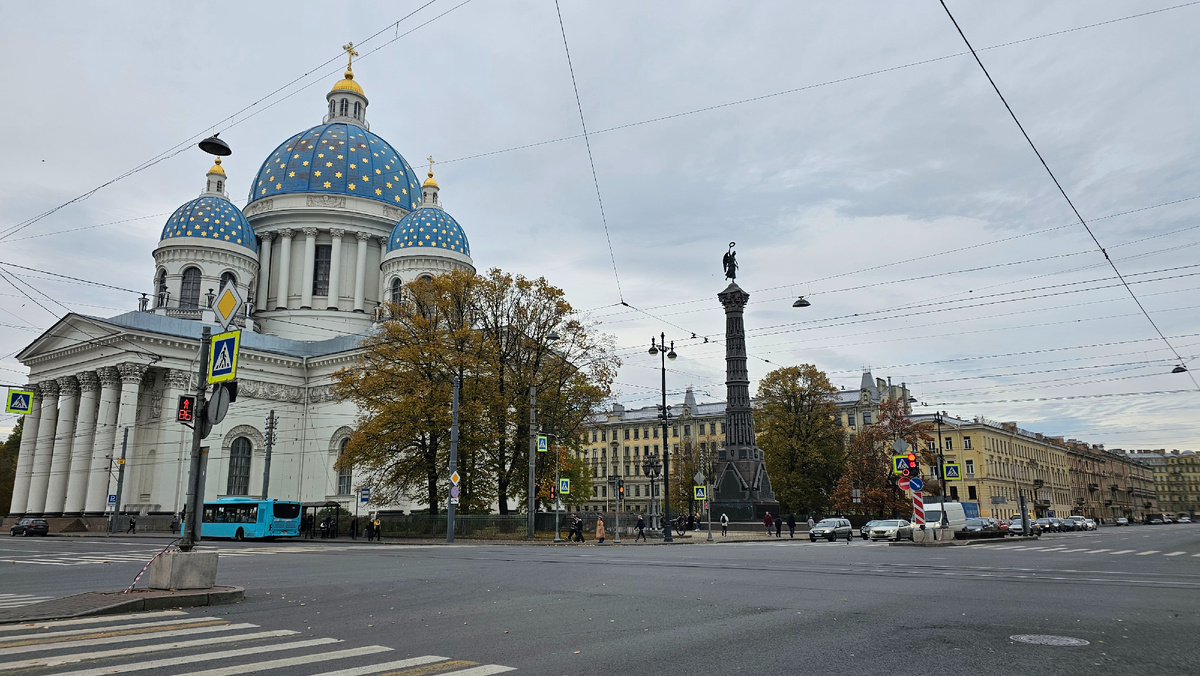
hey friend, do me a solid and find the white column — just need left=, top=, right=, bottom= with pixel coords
left=26, top=380, right=60, bottom=514
left=154, top=369, right=192, bottom=515
left=327, top=228, right=344, bottom=310
left=62, top=372, right=100, bottom=515
left=376, top=236, right=388, bottom=307
left=112, top=363, right=147, bottom=513
left=84, top=367, right=122, bottom=515
left=275, top=228, right=294, bottom=310
left=43, top=375, right=80, bottom=515
left=353, top=231, right=370, bottom=312
left=256, top=232, right=274, bottom=311
left=7, top=385, right=42, bottom=515
left=300, top=227, right=318, bottom=309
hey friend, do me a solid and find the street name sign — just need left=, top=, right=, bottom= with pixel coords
left=208, top=330, right=240, bottom=383
left=943, top=463, right=962, bottom=480
left=5, top=389, right=33, bottom=415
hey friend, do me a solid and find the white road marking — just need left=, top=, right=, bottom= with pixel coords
left=436, top=667, right=518, bottom=676
left=175, top=645, right=394, bottom=676
left=1164, top=551, right=1187, bottom=557
left=0, top=630, right=297, bottom=671
left=1136, top=550, right=1161, bottom=556
left=0, top=616, right=218, bottom=641
left=0, top=623, right=257, bottom=657
left=1109, top=550, right=1136, bottom=555
left=1084, top=549, right=1111, bottom=554
left=46, top=638, right=341, bottom=676
left=311, top=655, right=450, bottom=676
left=0, top=610, right=186, bottom=632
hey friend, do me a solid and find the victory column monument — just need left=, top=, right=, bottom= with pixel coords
left=711, top=243, right=778, bottom=520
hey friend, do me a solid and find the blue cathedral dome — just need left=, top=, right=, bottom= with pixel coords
left=160, top=195, right=258, bottom=253
left=248, top=123, right=421, bottom=210
left=387, top=206, right=470, bottom=256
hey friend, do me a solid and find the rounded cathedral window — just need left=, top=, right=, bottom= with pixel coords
left=180, top=267, right=202, bottom=309
left=390, top=277, right=403, bottom=303
left=227, top=437, right=252, bottom=496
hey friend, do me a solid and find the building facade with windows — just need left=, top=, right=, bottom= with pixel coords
left=5, top=63, right=474, bottom=523
left=1119, top=449, right=1198, bottom=519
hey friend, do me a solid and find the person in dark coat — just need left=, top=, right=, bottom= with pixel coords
left=635, top=514, right=646, bottom=542
left=127, top=515, right=137, bottom=534
left=774, top=514, right=782, bottom=537
left=787, top=513, right=797, bottom=538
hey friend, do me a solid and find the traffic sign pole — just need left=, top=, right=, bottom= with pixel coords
left=108, top=427, right=128, bottom=534
left=180, top=326, right=212, bottom=551
left=447, top=376, right=460, bottom=543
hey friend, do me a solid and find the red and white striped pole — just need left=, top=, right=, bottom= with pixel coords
left=912, top=491, right=925, bottom=526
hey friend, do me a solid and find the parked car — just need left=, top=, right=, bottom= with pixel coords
left=1150, top=518, right=1165, bottom=525
left=860, top=520, right=881, bottom=540
left=1083, top=518, right=1097, bottom=530
left=1067, top=516, right=1089, bottom=531
left=809, top=518, right=853, bottom=542
left=1054, top=517, right=1075, bottom=532
left=1007, top=518, right=1041, bottom=536
left=868, top=519, right=913, bottom=541
left=1035, top=517, right=1057, bottom=532
left=997, top=520, right=1010, bottom=535
left=921, top=502, right=969, bottom=536
left=9, top=518, right=49, bottom=536
left=964, top=518, right=1001, bottom=537
left=1115, top=517, right=1129, bottom=526
left=1180, top=517, right=1193, bottom=524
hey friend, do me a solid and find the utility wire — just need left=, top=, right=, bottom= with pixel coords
left=938, top=0, right=1195, bottom=387
left=553, top=0, right=623, bottom=302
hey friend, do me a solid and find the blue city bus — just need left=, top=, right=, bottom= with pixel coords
left=186, top=497, right=302, bottom=540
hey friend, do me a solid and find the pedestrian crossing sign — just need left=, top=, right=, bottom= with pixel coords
left=892, top=455, right=911, bottom=474
left=694, top=485, right=707, bottom=501
left=5, top=389, right=33, bottom=415
left=537, top=435, right=548, bottom=452
left=208, top=330, right=240, bottom=383
left=559, top=478, right=570, bottom=495
left=943, top=463, right=962, bottom=480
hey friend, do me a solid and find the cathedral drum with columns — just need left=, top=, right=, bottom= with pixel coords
left=5, top=54, right=475, bottom=525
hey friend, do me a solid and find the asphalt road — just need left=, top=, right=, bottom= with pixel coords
left=2, top=524, right=1198, bottom=675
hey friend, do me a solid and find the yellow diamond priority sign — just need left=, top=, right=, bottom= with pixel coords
left=214, top=280, right=243, bottom=331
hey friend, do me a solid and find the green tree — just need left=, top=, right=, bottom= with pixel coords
left=0, top=418, right=21, bottom=514
left=755, top=365, right=846, bottom=514
left=831, top=399, right=932, bottom=516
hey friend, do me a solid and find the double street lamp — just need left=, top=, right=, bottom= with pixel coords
left=648, top=333, right=677, bottom=542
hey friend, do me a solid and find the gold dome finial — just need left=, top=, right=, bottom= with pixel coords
left=423, top=155, right=438, bottom=188
left=331, top=41, right=365, bottom=96
left=208, top=156, right=226, bottom=177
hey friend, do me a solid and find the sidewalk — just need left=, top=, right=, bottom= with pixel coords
left=0, top=587, right=244, bottom=625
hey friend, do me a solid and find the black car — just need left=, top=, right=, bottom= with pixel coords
left=9, top=518, right=49, bottom=536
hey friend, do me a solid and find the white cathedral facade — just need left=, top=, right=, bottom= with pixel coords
left=5, top=61, right=475, bottom=523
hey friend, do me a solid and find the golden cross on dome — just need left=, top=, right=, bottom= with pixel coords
left=342, top=42, right=359, bottom=72
left=427, top=155, right=435, bottom=177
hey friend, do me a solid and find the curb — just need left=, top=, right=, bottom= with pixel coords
left=0, top=586, right=244, bottom=625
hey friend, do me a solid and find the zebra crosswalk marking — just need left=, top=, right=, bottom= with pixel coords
left=434, top=666, right=518, bottom=676
left=1110, top=550, right=1136, bottom=555
left=0, top=622, right=254, bottom=657
left=0, top=630, right=298, bottom=671
left=0, top=594, right=53, bottom=609
left=0, top=616, right=218, bottom=643
left=171, top=645, right=395, bottom=676
left=1135, top=550, right=1160, bottom=556
left=47, top=638, right=342, bottom=676
left=1083, top=549, right=1111, bottom=554
left=1164, top=551, right=1187, bottom=557
left=0, top=610, right=187, bottom=632
left=311, top=656, right=454, bottom=676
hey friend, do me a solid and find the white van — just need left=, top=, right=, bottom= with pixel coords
left=918, top=502, right=969, bottom=538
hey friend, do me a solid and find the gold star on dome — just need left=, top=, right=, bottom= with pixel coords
left=348, top=183, right=356, bottom=190
left=394, top=196, right=401, bottom=202
left=375, top=188, right=382, bottom=195
left=349, top=164, right=356, bottom=170
left=335, top=172, right=343, bottom=178
left=324, top=181, right=332, bottom=188
left=288, top=171, right=295, bottom=178
left=375, top=169, right=381, bottom=175
left=326, top=162, right=333, bottom=167
left=338, top=155, right=344, bottom=160
left=275, top=183, right=281, bottom=189
left=302, top=161, right=309, bottom=166
left=318, top=153, right=324, bottom=158
left=362, top=176, right=369, bottom=182
left=386, top=182, right=393, bottom=188
left=314, top=171, right=322, bottom=177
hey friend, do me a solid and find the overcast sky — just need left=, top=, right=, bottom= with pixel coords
left=1, top=1, right=1197, bottom=450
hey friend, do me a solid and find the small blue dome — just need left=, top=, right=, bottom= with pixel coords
left=160, top=195, right=257, bottom=253
left=249, top=123, right=421, bottom=210
left=388, top=207, right=470, bottom=257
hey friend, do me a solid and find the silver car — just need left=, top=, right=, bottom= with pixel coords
left=868, top=519, right=913, bottom=541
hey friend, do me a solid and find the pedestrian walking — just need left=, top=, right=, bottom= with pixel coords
left=775, top=514, right=782, bottom=538
left=596, top=515, right=606, bottom=544
left=787, top=513, right=796, bottom=538
left=373, top=517, right=382, bottom=541
left=807, top=515, right=815, bottom=532
left=763, top=512, right=773, bottom=536
left=126, top=515, right=137, bottom=534
left=635, top=514, right=647, bottom=542
left=686, top=512, right=694, bottom=532
left=720, top=513, right=729, bottom=536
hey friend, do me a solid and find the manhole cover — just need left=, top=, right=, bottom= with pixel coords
left=1010, top=634, right=1090, bottom=647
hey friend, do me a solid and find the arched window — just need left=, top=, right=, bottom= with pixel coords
left=390, top=277, right=403, bottom=303
left=353, top=102, right=361, bottom=119
left=339, top=98, right=348, bottom=116
left=155, top=270, right=167, bottom=307
left=337, top=439, right=353, bottom=495
left=329, top=100, right=335, bottom=117
left=419, top=275, right=433, bottom=282
left=216, top=180, right=223, bottom=193
left=220, top=271, right=237, bottom=292
left=227, top=437, right=252, bottom=496
left=180, top=267, right=202, bottom=309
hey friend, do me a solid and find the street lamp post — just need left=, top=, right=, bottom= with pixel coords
left=648, top=333, right=677, bottom=542
left=642, top=452, right=662, bottom=534
left=527, top=331, right=560, bottom=539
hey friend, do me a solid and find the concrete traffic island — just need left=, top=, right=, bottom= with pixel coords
left=0, top=586, right=244, bottom=624
left=148, top=550, right=219, bottom=589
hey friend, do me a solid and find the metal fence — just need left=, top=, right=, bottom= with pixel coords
left=376, top=512, right=563, bottom=538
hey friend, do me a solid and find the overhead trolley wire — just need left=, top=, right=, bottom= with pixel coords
left=938, top=0, right=1196, bottom=388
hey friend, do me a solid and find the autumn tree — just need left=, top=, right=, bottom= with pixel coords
left=831, top=399, right=932, bottom=517
left=0, top=419, right=21, bottom=514
left=755, top=365, right=846, bottom=515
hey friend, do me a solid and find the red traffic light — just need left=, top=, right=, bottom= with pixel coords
left=906, top=452, right=916, bottom=462
left=901, top=468, right=911, bottom=478
left=176, top=395, right=196, bottom=423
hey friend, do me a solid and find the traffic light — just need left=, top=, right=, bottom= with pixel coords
left=908, top=452, right=920, bottom=478
left=549, top=485, right=557, bottom=501
left=618, top=478, right=625, bottom=498
left=176, top=395, right=196, bottom=423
